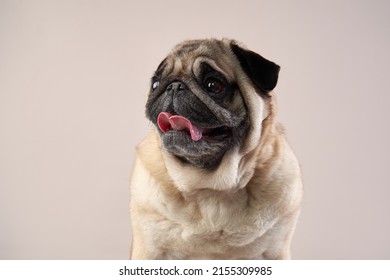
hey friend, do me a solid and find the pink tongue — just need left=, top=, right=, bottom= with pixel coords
left=157, top=112, right=203, bottom=141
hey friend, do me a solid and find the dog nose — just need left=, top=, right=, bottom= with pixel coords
left=166, top=81, right=187, bottom=92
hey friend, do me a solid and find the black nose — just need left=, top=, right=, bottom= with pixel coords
left=166, top=81, right=187, bottom=92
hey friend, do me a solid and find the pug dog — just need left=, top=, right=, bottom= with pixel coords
left=130, top=38, right=303, bottom=259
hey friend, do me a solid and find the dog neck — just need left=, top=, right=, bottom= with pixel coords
left=161, top=108, right=277, bottom=193
left=162, top=146, right=249, bottom=192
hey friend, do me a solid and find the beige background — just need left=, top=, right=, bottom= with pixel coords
left=1, top=0, right=389, bottom=259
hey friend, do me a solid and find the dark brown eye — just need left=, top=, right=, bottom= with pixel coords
left=205, top=78, right=225, bottom=94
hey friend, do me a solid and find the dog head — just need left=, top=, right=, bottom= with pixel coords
left=145, top=38, right=280, bottom=170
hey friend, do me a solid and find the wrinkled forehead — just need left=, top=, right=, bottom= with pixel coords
left=155, top=39, right=237, bottom=81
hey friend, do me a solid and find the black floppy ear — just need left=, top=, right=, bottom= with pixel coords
left=231, top=43, right=280, bottom=94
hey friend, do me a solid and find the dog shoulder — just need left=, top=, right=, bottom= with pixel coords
left=250, top=122, right=303, bottom=213
left=131, top=130, right=183, bottom=202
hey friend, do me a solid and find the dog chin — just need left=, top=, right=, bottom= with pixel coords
left=160, top=130, right=231, bottom=169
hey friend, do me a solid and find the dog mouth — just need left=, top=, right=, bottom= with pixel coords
left=157, top=112, right=231, bottom=141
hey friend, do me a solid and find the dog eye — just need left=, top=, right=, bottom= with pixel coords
left=152, top=80, right=160, bottom=90
left=205, top=78, right=225, bottom=94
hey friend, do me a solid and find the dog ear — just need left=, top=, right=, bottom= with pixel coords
left=231, top=43, right=280, bottom=94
